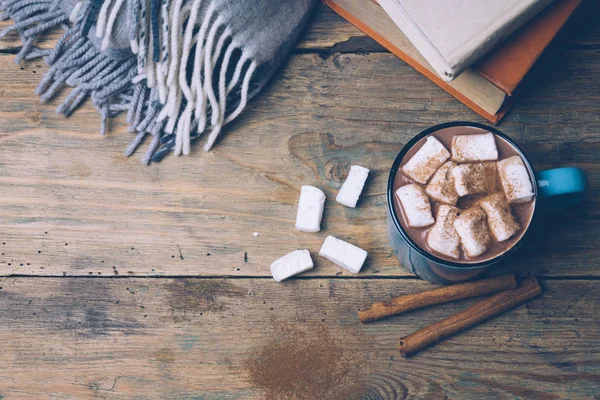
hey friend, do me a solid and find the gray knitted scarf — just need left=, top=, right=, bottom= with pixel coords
left=0, top=0, right=317, bottom=163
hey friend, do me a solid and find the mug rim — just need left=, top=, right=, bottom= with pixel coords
left=387, top=121, right=538, bottom=270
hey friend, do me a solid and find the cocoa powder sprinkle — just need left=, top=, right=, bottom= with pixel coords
left=244, top=324, right=367, bottom=400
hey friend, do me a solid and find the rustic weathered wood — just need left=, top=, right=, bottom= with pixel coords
left=0, top=5, right=376, bottom=53
left=0, top=277, right=598, bottom=399
left=0, top=4, right=599, bottom=399
left=0, top=1, right=598, bottom=53
left=0, top=38, right=599, bottom=277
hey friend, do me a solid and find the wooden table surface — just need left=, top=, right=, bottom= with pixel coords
left=1, top=3, right=599, bottom=399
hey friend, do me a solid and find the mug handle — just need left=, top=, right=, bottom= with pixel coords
left=536, top=167, right=588, bottom=210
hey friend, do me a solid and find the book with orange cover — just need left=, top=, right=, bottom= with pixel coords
left=473, top=0, right=581, bottom=96
left=324, top=0, right=581, bottom=123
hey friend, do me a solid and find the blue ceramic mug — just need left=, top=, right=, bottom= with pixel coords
left=387, top=122, right=588, bottom=284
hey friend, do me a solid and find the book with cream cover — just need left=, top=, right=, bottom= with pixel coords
left=377, top=0, right=556, bottom=81
left=324, top=0, right=581, bottom=123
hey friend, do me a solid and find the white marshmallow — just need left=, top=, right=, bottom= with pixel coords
left=396, top=184, right=435, bottom=228
left=479, top=193, right=520, bottom=242
left=427, top=205, right=461, bottom=259
left=319, top=236, right=368, bottom=273
left=270, top=250, right=314, bottom=282
left=295, top=185, right=326, bottom=232
left=426, top=161, right=459, bottom=205
left=452, top=162, right=497, bottom=197
left=451, top=132, right=499, bottom=162
left=453, top=208, right=492, bottom=258
left=336, top=165, right=369, bottom=208
left=497, top=156, right=535, bottom=203
left=402, top=136, right=450, bottom=184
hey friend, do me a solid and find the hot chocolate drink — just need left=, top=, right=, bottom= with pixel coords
left=393, top=126, right=536, bottom=264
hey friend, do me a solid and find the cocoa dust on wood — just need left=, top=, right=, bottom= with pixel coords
left=165, top=279, right=244, bottom=322
left=244, top=324, right=367, bottom=400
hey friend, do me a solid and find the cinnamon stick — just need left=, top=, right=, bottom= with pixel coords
left=358, top=273, right=517, bottom=323
left=398, top=277, right=542, bottom=357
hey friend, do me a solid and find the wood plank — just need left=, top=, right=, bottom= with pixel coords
left=0, top=5, right=373, bottom=53
left=0, top=47, right=599, bottom=278
left=0, top=1, right=598, bottom=53
left=299, top=4, right=387, bottom=52
left=0, top=277, right=598, bottom=399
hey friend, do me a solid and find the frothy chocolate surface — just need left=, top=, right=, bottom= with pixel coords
left=393, top=126, right=535, bottom=264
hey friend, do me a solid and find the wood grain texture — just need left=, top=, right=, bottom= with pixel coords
left=0, top=2, right=598, bottom=53
left=0, top=4, right=598, bottom=399
left=0, top=37, right=599, bottom=277
left=0, top=5, right=375, bottom=53
left=0, top=277, right=598, bottom=399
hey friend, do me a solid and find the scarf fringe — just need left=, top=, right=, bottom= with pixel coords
left=0, top=0, right=257, bottom=163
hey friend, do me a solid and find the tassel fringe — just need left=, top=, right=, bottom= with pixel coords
left=0, top=0, right=257, bottom=163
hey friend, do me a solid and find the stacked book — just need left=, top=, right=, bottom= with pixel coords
left=324, top=0, right=582, bottom=123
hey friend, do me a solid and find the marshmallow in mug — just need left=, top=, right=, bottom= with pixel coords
left=452, top=162, right=497, bottom=197
left=453, top=208, right=492, bottom=258
left=479, top=193, right=519, bottom=242
left=427, top=205, right=461, bottom=259
left=426, top=161, right=459, bottom=206
left=396, top=184, right=435, bottom=228
left=497, top=156, right=535, bottom=203
left=451, top=132, right=499, bottom=162
left=402, top=136, right=450, bottom=184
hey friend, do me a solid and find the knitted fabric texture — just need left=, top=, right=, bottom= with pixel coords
left=0, top=0, right=317, bottom=163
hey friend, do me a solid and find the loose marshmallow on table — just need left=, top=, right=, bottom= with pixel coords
left=426, top=161, right=459, bottom=205
left=336, top=165, right=369, bottom=208
left=452, top=162, right=497, bottom=197
left=451, top=132, right=499, bottom=162
left=453, top=208, right=492, bottom=258
left=479, top=193, right=519, bottom=242
left=270, top=249, right=314, bottom=282
left=427, top=205, right=461, bottom=259
left=319, top=236, right=368, bottom=273
left=497, top=155, right=534, bottom=203
left=295, top=185, right=326, bottom=232
left=396, top=184, right=435, bottom=228
left=402, top=136, right=450, bottom=184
